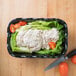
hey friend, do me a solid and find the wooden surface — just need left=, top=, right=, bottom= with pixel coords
left=0, top=0, right=76, bottom=76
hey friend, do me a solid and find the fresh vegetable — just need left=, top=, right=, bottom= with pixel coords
left=19, top=21, right=27, bottom=26
left=48, top=42, right=56, bottom=49
left=71, top=55, right=76, bottom=64
left=10, top=21, right=27, bottom=33
left=29, top=21, right=52, bottom=26
left=14, top=23, right=20, bottom=29
left=29, top=21, right=64, bottom=30
left=59, top=62, right=68, bottom=76
left=36, top=49, right=51, bottom=54
left=10, top=32, right=18, bottom=49
left=29, top=21, right=52, bottom=30
left=10, top=24, right=16, bottom=33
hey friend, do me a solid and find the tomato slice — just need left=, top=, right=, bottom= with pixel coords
left=14, top=23, right=20, bottom=29
left=59, top=62, right=68, bottom=76
left=48, top=42, right=56, bottom=49
left=10, top=24, right=16, bottom=33
left=71, top=55, right=76, bottom=64
left=19, top=21, right=27, bottom=26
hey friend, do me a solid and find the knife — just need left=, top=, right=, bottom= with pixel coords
left=45, top=49, right=76, bottom=71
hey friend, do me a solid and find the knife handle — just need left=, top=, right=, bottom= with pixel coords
left=66, top=49, right=76, bottom=58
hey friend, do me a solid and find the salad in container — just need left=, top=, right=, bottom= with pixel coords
left=7, top=18, right=68, bottom=58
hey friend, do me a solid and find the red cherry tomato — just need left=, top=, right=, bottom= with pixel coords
left=14, top=23, right=20, bottom=29
left=71, top=55, right=76, bottom=64
left=59, top=62, right=68, bottom=76
left=10, top=24, right=16, bottom=33
left=48, top=42, right=56, bottom=49
left=19, top=21, right=27, bottom=26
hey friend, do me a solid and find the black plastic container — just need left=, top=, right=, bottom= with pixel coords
left=7, top=18, right=68, bottom=58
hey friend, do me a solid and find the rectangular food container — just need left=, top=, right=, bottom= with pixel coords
left=7, top=18, right=68, bottom=58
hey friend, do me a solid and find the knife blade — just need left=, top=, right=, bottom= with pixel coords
left=44, top=56, right=67, bottom=71
left=45, top=49, right=76, bottom=71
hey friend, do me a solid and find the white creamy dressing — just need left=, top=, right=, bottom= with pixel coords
left=16, top=28, right=59, bottom=52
